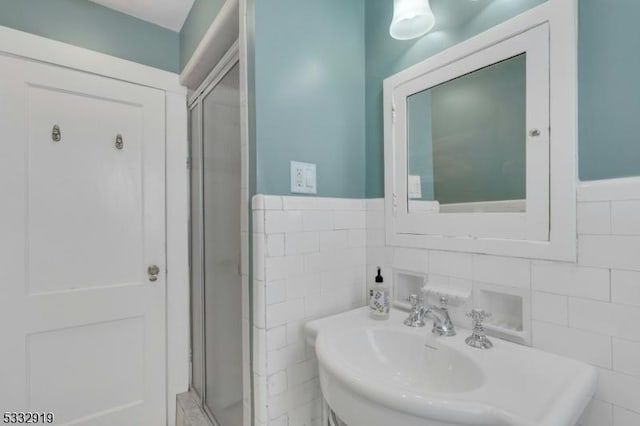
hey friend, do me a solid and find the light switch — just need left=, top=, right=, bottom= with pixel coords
left=290, top=161, right=317, bottom=194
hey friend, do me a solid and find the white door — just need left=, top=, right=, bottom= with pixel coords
left=0, top=53, right=167, bottom=425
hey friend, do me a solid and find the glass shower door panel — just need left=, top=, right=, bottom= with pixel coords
left=202, top=63, right=243, bottom=425
left=189, top=102, right=204, bottom=398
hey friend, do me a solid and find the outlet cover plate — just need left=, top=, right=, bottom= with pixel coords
left=290, top=161, right=317, bottom=194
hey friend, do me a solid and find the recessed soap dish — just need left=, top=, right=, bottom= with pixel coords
left=473, top=283, right=531, bottom=345
left=424, top=286, right=470, bottom=307
left=392, top=269, right=471, bottom=310
left=392, top=270, right=426, bottom=310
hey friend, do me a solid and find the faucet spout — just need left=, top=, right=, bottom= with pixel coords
left=403, top=294, right=456, bottom=336
left=404, top=294, right=427, bottom=327
left=425, top=306, right=456, bottom=336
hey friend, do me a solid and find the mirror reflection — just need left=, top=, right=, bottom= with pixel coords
left=407, top=54, right=527, bottom=213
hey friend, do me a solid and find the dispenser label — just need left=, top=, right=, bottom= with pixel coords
left=369, top=289, right=389, bottom=315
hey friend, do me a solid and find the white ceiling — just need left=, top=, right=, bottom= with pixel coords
left=90, top=0, right=195, bottom=32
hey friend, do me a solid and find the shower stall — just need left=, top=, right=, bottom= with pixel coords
left=188, top=53, right=243, bottom=426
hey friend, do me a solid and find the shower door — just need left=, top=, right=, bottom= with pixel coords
left=189, top=59, right=243, bottom=426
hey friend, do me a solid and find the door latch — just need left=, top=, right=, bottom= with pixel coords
left=51, top=125, right=61, bottom=142
left=147, top=264, right=160, bottom=282
left=115, top=134, right=124, bottom=150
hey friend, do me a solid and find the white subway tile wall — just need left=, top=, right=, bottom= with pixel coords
left=252, top=196, right=367, bottom=426
left=253, top=183, right=640, bottom=426
left=614, top=406, right=640, bottom=426
left=367, top=187, right=640, bottom=426
left=611, top=270, right=640, bottom=306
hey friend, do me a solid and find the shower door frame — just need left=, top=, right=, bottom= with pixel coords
left=187, top=43, right=242, bottom=426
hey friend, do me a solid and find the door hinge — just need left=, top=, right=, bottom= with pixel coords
left=186, top=157, right=192, bottom=170
left=392, top=104, right=397, bottom=124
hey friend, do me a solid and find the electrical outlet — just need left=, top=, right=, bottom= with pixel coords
left=407, top=175, right=422, bottom=199
left=290, top=161, right=317, bottom=194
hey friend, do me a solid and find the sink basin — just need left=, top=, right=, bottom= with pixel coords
left=326, top=327, right=484, bottom=393
left=306, top=308, right=597, bottom=426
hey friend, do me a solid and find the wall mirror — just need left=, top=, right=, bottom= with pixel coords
left=407, top=53, right=527, bottom=215
left=384, top=2, right=577, bottom=261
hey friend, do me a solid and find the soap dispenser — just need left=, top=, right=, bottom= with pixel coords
left=369, top=267, right=390, bottom=320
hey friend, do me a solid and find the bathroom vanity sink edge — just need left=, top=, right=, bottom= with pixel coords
left=305, top=307, right=597, bottom=426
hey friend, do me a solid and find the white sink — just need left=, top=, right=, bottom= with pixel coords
left=328, top=327, right=485, bottom=394
left=305, top=308, right=596, bottom=426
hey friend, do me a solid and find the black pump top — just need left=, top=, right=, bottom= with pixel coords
left=375, top=267, right=384, bottom=283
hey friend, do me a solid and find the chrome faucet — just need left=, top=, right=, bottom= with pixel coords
left=404, top=294, right=456, bottom=336
left=404, top=294, right=427, bottom=327
left=465, top=309, right=493, bottom=349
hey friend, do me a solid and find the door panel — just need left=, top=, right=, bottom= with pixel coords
left=189, top=62, right=242, bottom=426
left=0, top=54, right=166, bottom=425
left=27, top=85, right=143, bottom=294
left=202, top=63, right=242, bottom=424
left=28, top=317, right=144, bottom=420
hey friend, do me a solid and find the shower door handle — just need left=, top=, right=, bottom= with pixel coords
left=147, top=264, right=160, bottom=282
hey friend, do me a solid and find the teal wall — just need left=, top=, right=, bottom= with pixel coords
left=253, top=0, right=366, bottom=198
left=365, top=0, right=547, bottom=197
left=579, top=0, right=640, bottom=181
left=4, top=0, right=638, bottom=195
left=180, top=0, right=226, bottom=70
left=249, top=0, right=544, bottom=198
left=0, top=0, right=179, bottom=73
left=367, top=0, right=640, bottom=196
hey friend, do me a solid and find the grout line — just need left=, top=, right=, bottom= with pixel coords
left=610, top=333, right=614, bottom=374
left=609, top=268, right=612, bottom=303
left=616, top=404, right=640, bottom=416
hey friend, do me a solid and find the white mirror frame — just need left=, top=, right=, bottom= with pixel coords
left=395, top=25, right=549, bottom=241
left=383, top=0, right=577, bottom=261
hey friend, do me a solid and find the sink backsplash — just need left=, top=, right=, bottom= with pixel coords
left=252, top=178, right=640, bottom=426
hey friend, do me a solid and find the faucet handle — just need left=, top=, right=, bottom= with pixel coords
left=466, top=308, right=491, bottom=324
left=407, top=294, right=423, bottom=309
left=404, top=294, right=426, bottom=328
left=465, top=309, right=493, bottom=349
left=439, top=295, right=449, bottom=307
